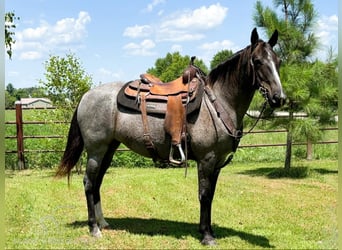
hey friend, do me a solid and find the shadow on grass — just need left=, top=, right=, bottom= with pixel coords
left=238, top=166, right=310, bottom=179
left=5, top=172, right=15, bottom=178
left=239, top=165, right=337, bottom=179
left=68, top=217, right=274, bottom=248
left=312, top=168, right=338, bottom=175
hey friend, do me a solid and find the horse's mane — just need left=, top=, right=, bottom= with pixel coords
left=207, top=45, right=253, bottom=87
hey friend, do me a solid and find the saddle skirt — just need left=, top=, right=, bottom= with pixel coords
left=117, top=75, right=204, bottom=115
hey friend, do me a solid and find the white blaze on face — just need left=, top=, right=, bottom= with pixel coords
left=267, top=51, right=286, bottom=99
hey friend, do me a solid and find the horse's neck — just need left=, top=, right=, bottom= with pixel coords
left=212, top=63, right=256, bottom=129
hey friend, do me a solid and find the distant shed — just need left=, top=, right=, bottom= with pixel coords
left=18, top=98, right=53, bottom=108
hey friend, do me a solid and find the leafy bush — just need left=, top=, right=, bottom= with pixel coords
left=112, top=151, right=153, bottom=168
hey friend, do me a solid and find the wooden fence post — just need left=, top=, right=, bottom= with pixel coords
left=306, top=139, right=313, bottom=160
left=15, top=101, right=25, bottom=170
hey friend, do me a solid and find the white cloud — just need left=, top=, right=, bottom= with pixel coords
left=8, top=71, right=19, bottom=77
left=50, top=11, right=90, bottom=45
left=316, top=15, right=338, bottom=46
left=156, top=28, right=204, bottom=42
left=20, top=25, right=48, bottom=40
left=160, top=3, right=228, bottom=30
left=144, top=0, right=165, bottom=13
left=98, top=68, right=122, bottom=80
left=170, top=44, right=182, bottom=52
left=123, top=25, right=153, bottom=38
left=13, top=11, right=91, bottom=60
left=157, top=3, right=227, bottom=42
left=199, top=40, right=237, bottom=51
left=123, top=39, right=156, bottom=56
left=314, top=15, right=338, bottom=59
left=157, top=10, right=164, bottom=16
left=19, top=51, right=43, bottom=60
left=122, top=3, right=229, bottom=53
left=198, top=40, right=238, bottom=66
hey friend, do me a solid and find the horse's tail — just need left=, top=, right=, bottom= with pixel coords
left=56, top=107, right=84, bottom=180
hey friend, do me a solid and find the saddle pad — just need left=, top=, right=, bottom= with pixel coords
left=117, top=78, right=204, bottom=115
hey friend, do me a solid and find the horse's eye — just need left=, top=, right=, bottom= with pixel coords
left=253, top=58, right=263, bottom=67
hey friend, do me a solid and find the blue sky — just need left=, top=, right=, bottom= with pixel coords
left=5, top=0, right=338, bottom=89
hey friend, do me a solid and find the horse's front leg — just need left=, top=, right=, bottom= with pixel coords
left=197, top=159, right=221, bottom=245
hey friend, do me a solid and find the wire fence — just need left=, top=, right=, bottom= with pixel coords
left=5, top=104, right=338, bottom=169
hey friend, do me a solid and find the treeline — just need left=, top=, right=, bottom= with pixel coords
left=5, top=84, right=48, bottom=109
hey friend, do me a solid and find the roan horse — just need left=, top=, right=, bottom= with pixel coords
left=56, top=28, right=286, bottom=245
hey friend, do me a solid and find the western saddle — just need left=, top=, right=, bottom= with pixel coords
left=117, top=57, right=206, bottom=165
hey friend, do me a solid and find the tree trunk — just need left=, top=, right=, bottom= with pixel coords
left=306, top=139, right=313, bottom=160
left=284, top=128, right=292, bottom=170
left=283, top=0, right=288, bottom=24
left=284, top=110, right=294, bottom=170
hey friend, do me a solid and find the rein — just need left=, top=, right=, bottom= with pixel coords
left=203, top=83, right=269, bottom=169
left=204, top=55, right=271, bottom=141
left=243, top=86, right=269, bottom=136
left=204, top=86, right=242, bottom=140
left=204, top=85, right=269, bottom=139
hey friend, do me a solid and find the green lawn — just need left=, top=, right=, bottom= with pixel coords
left=5, top=160, right=337, bottom=249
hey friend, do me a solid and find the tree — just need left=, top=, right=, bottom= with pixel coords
left=39, top=53, right=93, bottom=107
left=254, top=0, right=318, bottom=63
left=6, top=83, right=15, bottom=95
left=5, top=11, right=19, bottom=59
left=147, top=52, right=208, bottom=82
left=5, top=84, right=49, bottom=108
left=253, top=0, right=337, bottom=170
left=210, top=49, right=234, bottom=70
left=5, top=90, right=16, bottom=109
left=5, top=83, right=17, bottom=108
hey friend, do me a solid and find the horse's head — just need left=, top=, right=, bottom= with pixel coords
left=250, top=28, right=286, bottom=108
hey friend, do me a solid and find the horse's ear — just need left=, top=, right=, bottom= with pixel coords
left=268, top=29, right=278, bottom=47
left=251, top=28, right=259, bottom=45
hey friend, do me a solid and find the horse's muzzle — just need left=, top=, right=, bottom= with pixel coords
left=269, top=93, right=286, bottom=108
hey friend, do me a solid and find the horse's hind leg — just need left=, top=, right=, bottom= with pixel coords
left=84, top=140, right=120, bottom=237
left=94, top=140, right=120, bottom=229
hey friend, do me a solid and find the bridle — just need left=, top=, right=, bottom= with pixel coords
left=245, top=40, right=284, bottom=134
left=200, top=50, right=278, bottom=169
left=204, top=47, right=280, bottom=141
left=243, top=57, right=272, bottom=136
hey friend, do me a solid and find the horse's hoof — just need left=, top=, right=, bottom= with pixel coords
left=201, top=235, right=217, bottom=246
left=98, top=220, right=110, bottom=230
left=100, top=223, right=111, bottom=230
left=90, top=227, right=102, bottom=238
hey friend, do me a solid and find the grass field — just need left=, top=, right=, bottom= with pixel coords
left=5, top=160, right=337, bottom=249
